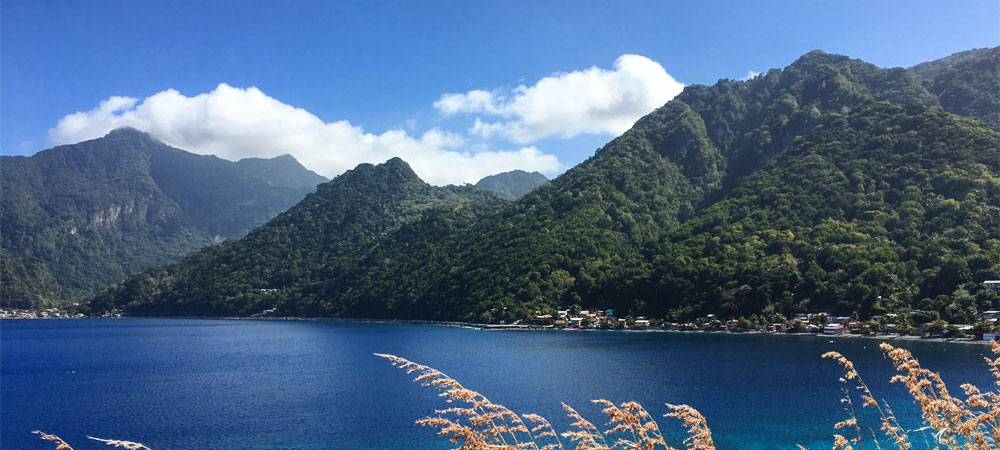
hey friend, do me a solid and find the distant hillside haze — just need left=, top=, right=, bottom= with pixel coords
left=475, top=170, right=549, bottom=199
left=90, top=48, right=999, bottom=324
left=235, top=154, right=330, bottom=190
left=1, top=128, right=327, bottom=307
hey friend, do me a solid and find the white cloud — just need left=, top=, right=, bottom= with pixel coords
left=434, top=54, right=683, bottom=143
left=435, top=90, right=503, bottom=115
left=47, top=84, right=561, bottom=185
left=739, top=70, right=761, bottom=81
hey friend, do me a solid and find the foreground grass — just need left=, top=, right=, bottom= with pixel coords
left=33, top=343, right=1000, bottom=449
left=377, top=342, right=1000, bottom=450
left=32, top=431, right=154, bottom=449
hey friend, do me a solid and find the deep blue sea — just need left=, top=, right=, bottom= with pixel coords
left=2, top=319, right=995, bottom=450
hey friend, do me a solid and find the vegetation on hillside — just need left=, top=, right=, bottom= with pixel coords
left=909, top=47, right=1000, bottom=131
left=92, top=49, right=999, bottom=324
left=475, top=170, right=549, bottom=199
left=1, top=128, right=325, bottom=307
left=639, top=103, right=999, bottom=322
left=89, top=158, right=508, bottom=317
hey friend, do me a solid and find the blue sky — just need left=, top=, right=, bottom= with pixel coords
left=2, top=0, right=997, bottom=184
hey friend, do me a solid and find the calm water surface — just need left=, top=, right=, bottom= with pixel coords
left=2, top=319, right=994, bottom=449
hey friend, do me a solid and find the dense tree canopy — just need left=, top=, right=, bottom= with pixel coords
left=475, top=170, right=549, bottom=200
left=90, top=158, right=508, bottom=317
left=909, top=47, right=1000, bottom=131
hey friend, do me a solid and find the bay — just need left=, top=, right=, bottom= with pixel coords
left=1, top=319, right=994, bottom=449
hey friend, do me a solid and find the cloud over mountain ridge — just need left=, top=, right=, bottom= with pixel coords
left=47, top=55, right=681, bottom=185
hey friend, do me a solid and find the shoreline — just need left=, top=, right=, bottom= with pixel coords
left=5, top=315, right=992, bottom=345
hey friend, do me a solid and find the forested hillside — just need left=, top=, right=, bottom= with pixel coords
left=640, top=103, right=998, bottom=322
left=909, top=47, right=1000, bottom=130
left=475, top=170, right=548, bottom=199
left=89, top=158, right=507, bottom=317
left=93, top=49, right=999, bottom=323
left=389, top=50, right=952, bottom=321
left=1, top=128, right=326, bottom=307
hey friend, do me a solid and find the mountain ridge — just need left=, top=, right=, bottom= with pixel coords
left=89, top=157, right=508, bottom=317
left=1, top=129, right=327, bottom=307
left=91, top=48, right=1000, bottom=323
left=908, top=47, right=1000, bottom=130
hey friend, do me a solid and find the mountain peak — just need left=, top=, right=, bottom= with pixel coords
left=234, top=154, right=328, bottom=189
left=382, top=156, right=409, bottom=168
left=104, top=127, right=153, bottom=140
left=336, top=158, right=423, bottom=188
left=476, top=170, right=548, bottom=199
left=235, top=153, right=301, bottom=165
left=785, top=49, right=855, bottom=71
left=378, top=157, right=419, bottom=180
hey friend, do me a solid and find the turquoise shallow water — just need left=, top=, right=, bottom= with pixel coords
left=1, top=319, right=994, bottom=449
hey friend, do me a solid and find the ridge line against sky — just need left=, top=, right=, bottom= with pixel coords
left=2, top=0, right=998, bottom=184
left=43, top=54, right=681, bottom=185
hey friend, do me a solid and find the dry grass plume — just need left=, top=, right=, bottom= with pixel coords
left=822, top=341, right=1000, bottom=450
left=32, top=431, right=74, bottom=450
left=32, top=431, right=154, bottom=450
left=380, top=342, right=1000, bottom=450
left=375, top=352, right=714, bottom=450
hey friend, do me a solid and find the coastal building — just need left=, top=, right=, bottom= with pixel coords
left=823, top=324, right=844, bottom=335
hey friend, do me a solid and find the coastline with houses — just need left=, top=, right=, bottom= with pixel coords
left=479, top=305, right=1000, bottom=344
left=8, top=277, right=1000, bottom=344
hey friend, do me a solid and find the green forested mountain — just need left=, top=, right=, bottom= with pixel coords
left=639, top=103, right=998, bottom=322
left=475, top=170, right=548, bottom=199
left=89, top=158, right=507, bottom=317
left=1, top=128, right=326, bottom=307
left=909, top=46, right=1000, bottom=131
left=395, top=49, right=951, bottom=321
left=94, top=49, right=999, bottom=323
